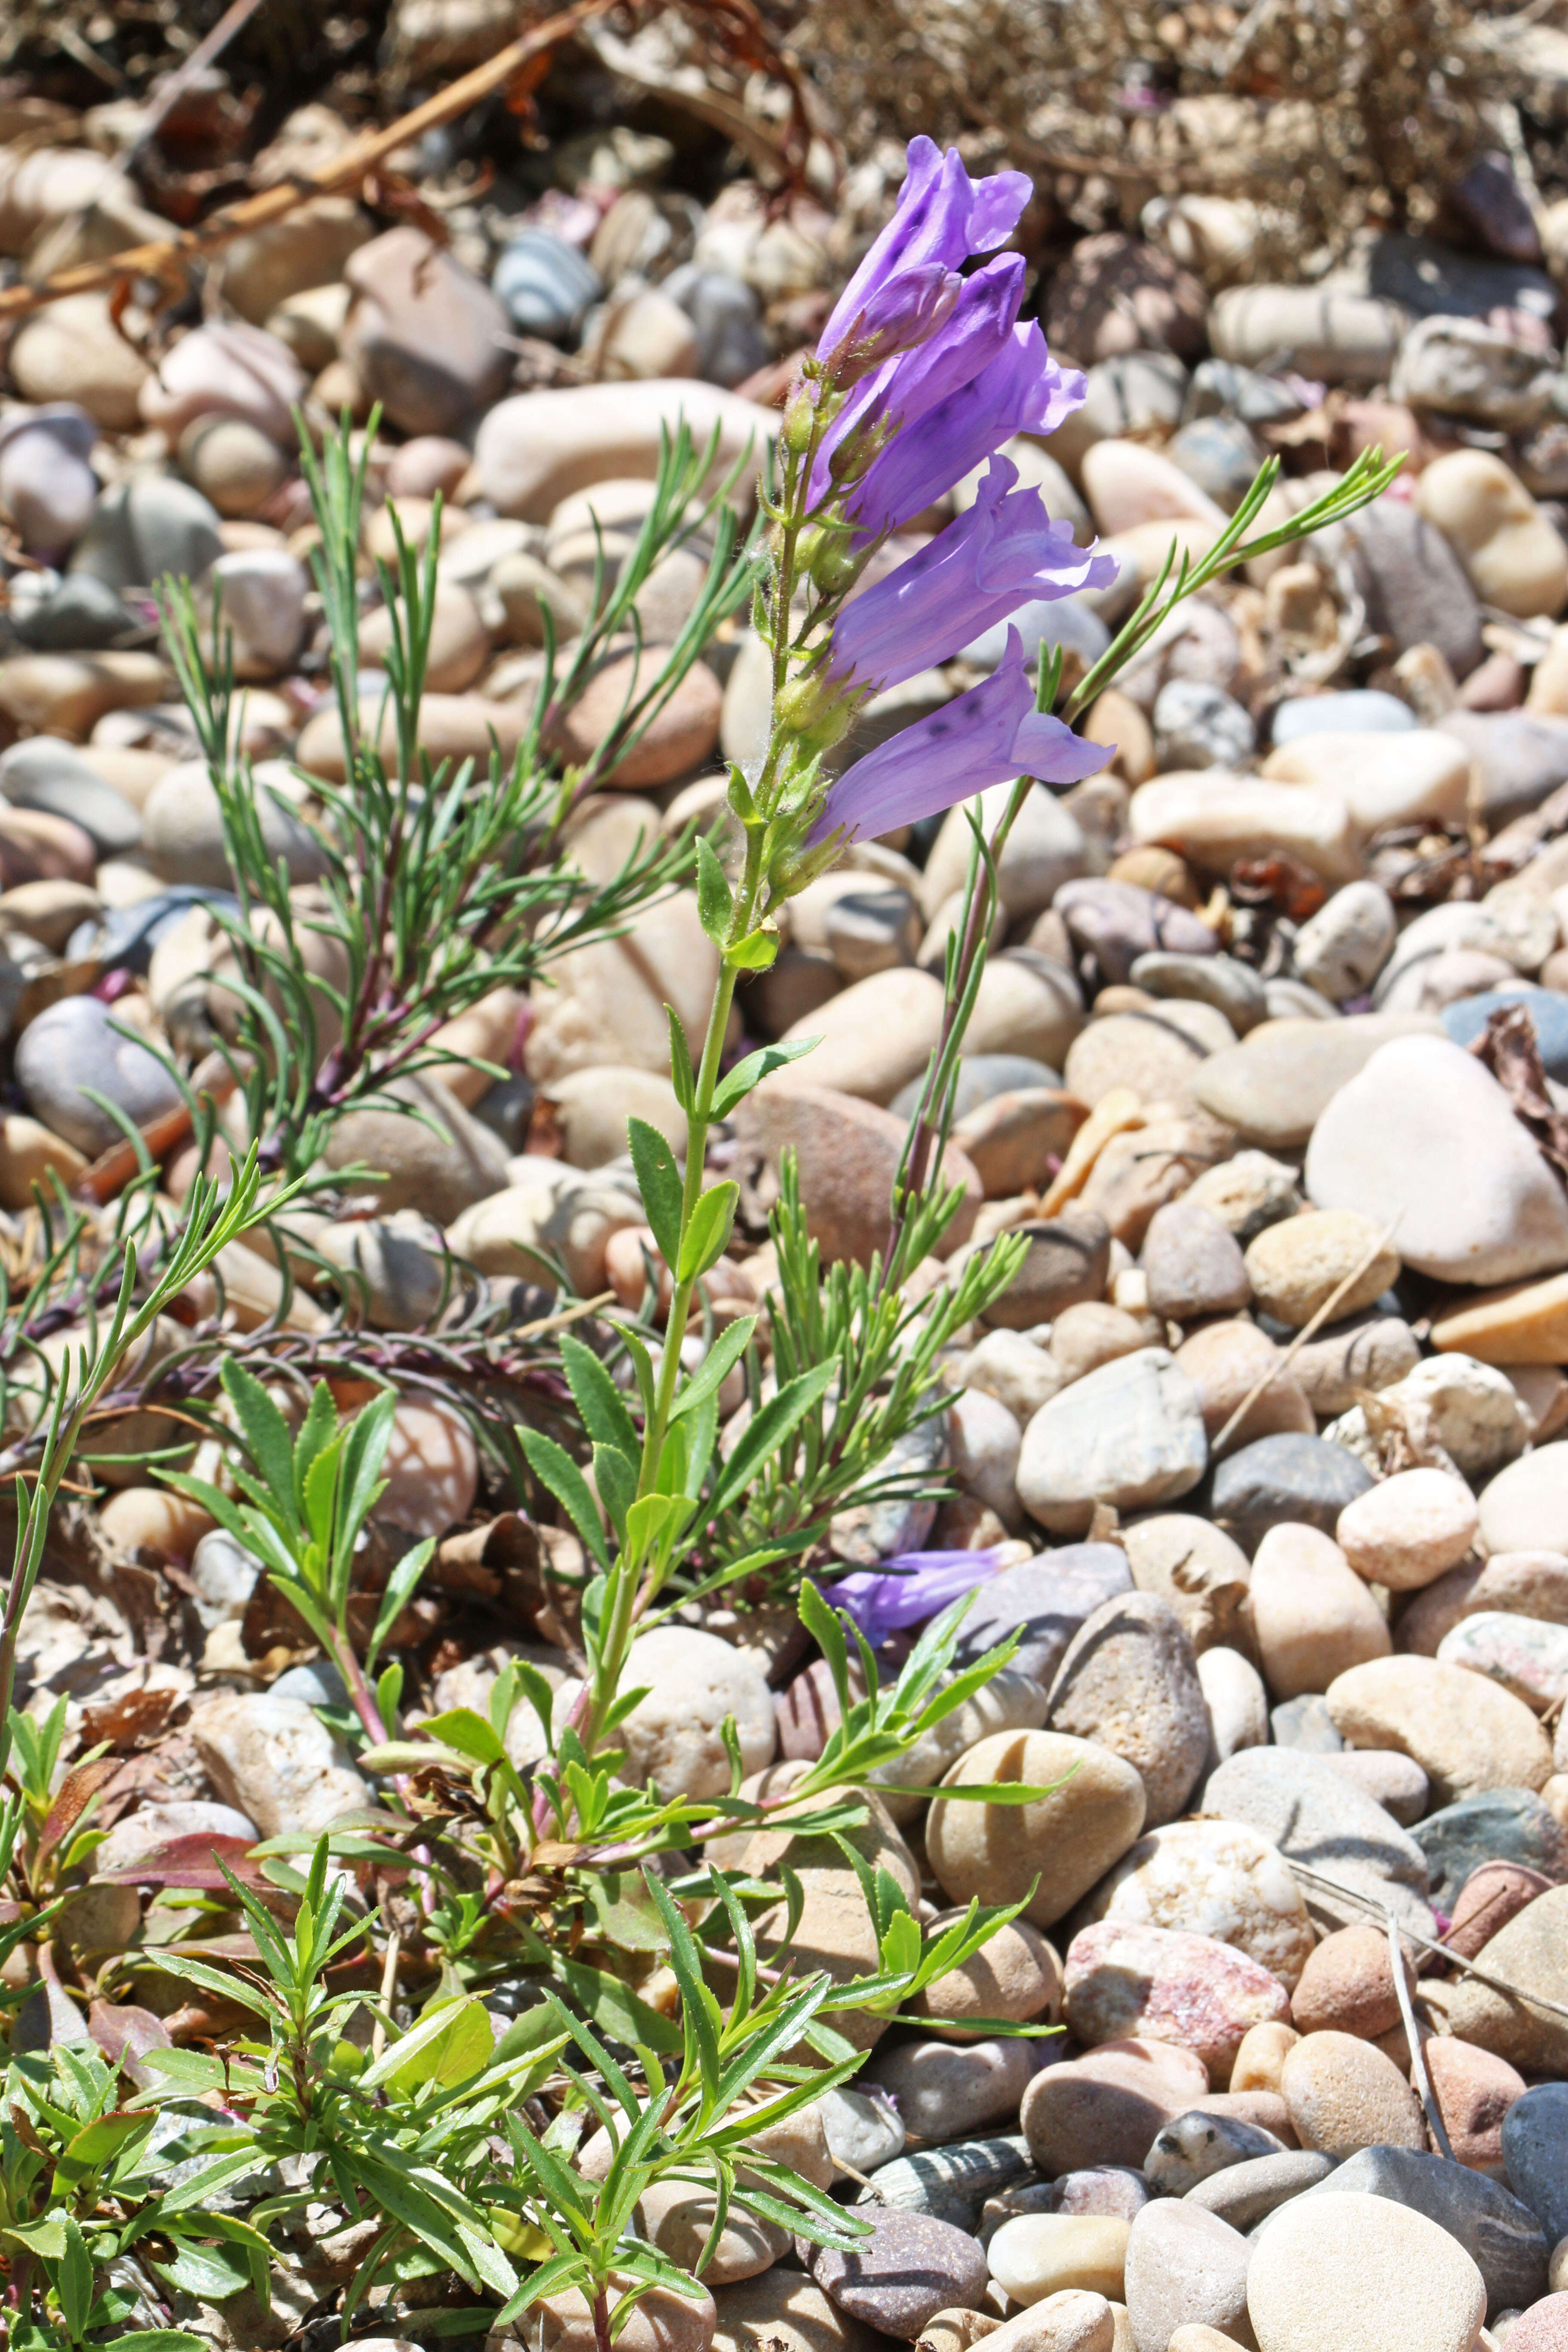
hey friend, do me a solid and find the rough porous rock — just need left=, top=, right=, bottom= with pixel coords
left=189, top=1694, right=371, bottom=1839
left=1202, top=1746, right=1435, bottom=1937
left=1280, top=2030, right=1427, bottom=2157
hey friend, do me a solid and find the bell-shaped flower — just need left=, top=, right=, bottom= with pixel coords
left=829, top=1547, right=1008, bottom=1647
left=824, top=454, right=1119, bottom=696
left=848, top=322, right=1086, bottom=540
left=814, top=253, right=1029, bottom=502
left=816, top=137, right=1031, bottom=372
left=808, top=624, right=1110, bottom=847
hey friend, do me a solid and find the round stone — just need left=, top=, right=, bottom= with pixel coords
left=1424, top=2036, right=1526, bottom=2172
left=1335, top=1470, right=1480, bottom=1592
left=1070, top=1817, right=1314, bottom=1990
left=14, top=995, right=184, bottom=1157
left=1043, top=1592, right=1210, bottom=1828
left=1123, top=2202, right=1252, bottom=2352
left=1245, top=2190, right=1487, bottom=2352
left=1280, top=2032, right=1427, bottom=2157
left=926, top=1729, right=1148, bottom=1929
left=1480, top=1444, right=1568, bottom=1556
left=1021, top=2040, right=1211, bottom=2176
left=1243, top=1211, right=1403, bottom=1329
left=1249, top=1523, right=1392, bottom=1701
left=1063, top=1919, right=1291, bottom=2083
left=617, top=1628, right=775, bottom=1801
left=1289, top=1923, right=1413, bottom=2040
left=1292, top=880, right=1399, bottom=1004
left=862, top=2039, right=1039, bottom=2151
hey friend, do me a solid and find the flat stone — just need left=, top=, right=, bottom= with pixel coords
left=1326, top=1655, right=1553, bottom=1803
left=1414, top=1789, right=1568, bottom=1902
left=1294, top=2144, right=1547, bottom=2319
left=986, top=2214, right=1130, bottom=2309
left=1343, top=498, right=1485, bottom=678
left=745, top=1086, right=979, bottom=1270
left=1017, top=1349, right=1208, bottom=1536
left=1186, top=2148, right=1337, bottom=2230
left=476, top=379, right=769, bottom=522
left=1201, top=1746, right=1435, bottom=1937
left=820, top=2088, right=905, bottom=2177
left=1128, top=771, right=1362, bottom=885
left=0, top=738, right=144, bottom=858
left=949, top=1549, right=1136, bottom=1685
left=1193, top=1014, right=1444, bottom=1150
left=1246, top=2189, right=1487, bottom=2352
left=1208, top=1433, right=1375, bottom=1555
left=808, top=2209, right=989, bottom=2340
left=1128, top=951, right=1267, bottom=1036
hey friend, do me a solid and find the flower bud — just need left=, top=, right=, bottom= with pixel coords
left=822, top=263, right=964, bottom=386
left=783, top=381, right=818, bottom=456
left=775, top=668, right=854, bottom=753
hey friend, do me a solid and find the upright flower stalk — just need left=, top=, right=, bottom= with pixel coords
left=568, top=132, right=1406, bottom=1780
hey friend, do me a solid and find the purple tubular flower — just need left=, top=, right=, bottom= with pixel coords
left=823, top=263, right=965, bottom=386
left=814, top=254, right=1029, bottom=503
left=817, top=138, right=1031, bottom=369
left=826, top=454, right=1120, bottom=695
left=808, top=625, right=1112, bottom=846
left=849, top=322, right=1087, bottom=540
left=830, top=1547, right=1008, bottom=1647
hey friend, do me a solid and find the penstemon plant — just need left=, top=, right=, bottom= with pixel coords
left=0, top=134, right=1412, bottom=2352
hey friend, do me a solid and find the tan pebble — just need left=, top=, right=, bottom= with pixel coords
left=1281, top=2029, right=1427, bottom=2156
left=1422, top=2035, right=1526, bottom=2173
left=1246, top=2188, right=1486, bottom=2352
left=1289, top=1923, right=1414, bottom=2040
left=1336, top=1468, right=1480, bottom=1592
left=1325, top=1654, right=1553, bottom=1802
left=1243, top=1209, right=1402, bottom=1327
left=96, top=1486, right=214, bottom=1561
left=986, top=2215, right=1130, bottom=2307
left=1230, top=2019, right=1300, bottom=2097
left=1250, top=1522, right=1391, bottom=1700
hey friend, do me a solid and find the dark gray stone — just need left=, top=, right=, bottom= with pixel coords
left=1503, top=2082, right=1568, bottom=2245
left=1292, top=2144, right=1548, bottom=2319
left=1270, top=1695, right=1345, bottom=1753
left=1368, top=232, right=1559, bottom=325
left=67, top=885, right=239, bottom=975
left=1414, top=1789, right=1568, bottom=1902
left=1187, top=2148, right=1338, bottom=2230
left=949, top=1546, right=1134, bottom=1684
left=1443, top=986, right=1568, bottom=1081
left=1207, top=1432, right=1375, bottom=1554
left=807, top=2208, right=988, bottom=2339
left=856, top=2137, right=1033, bottom=2232
left=10, top=574, right=133, bottom=650
left=1440, top=711, right=1568, bottom=828
left=1201, top=1746, right=1434, bottom=1936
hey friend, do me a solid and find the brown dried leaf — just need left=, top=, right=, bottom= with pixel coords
left=1469, top=1003, right=1568, bottom=1189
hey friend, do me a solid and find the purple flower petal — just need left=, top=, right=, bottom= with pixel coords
left=808, top=625, right=1111, bottom=846
left=816, top=139, right=1032, bottom=371
left=848, top=323, right=1087, bottom=539
left=830, top=1547, right=1008, bottom=1646
left=814, top=254, right=1029, bottom=505
left=825, top=453, right=1120, bottom=694
left=820, top=263, right=965, bottom=385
